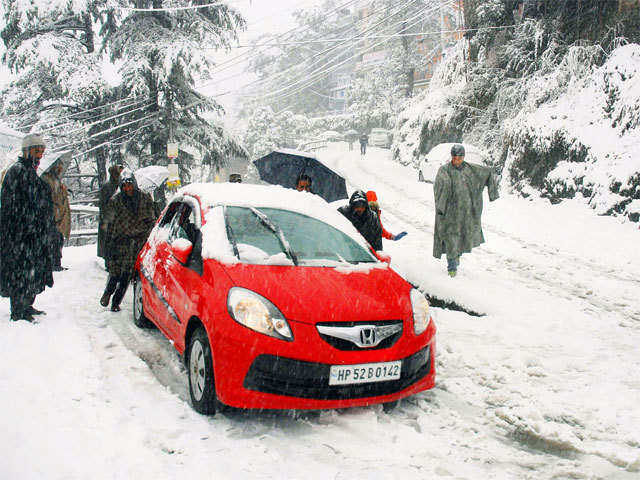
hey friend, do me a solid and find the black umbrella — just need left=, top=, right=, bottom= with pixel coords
left=253, top=149, right=348, bottom=203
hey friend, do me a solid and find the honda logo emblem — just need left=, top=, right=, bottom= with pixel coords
left=360, top=327, right=376, bottom=346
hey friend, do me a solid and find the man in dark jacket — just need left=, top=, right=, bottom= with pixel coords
left=98, top=164, right=123, bottom=266
left=433, top=144, right=499, bottom=277
left=100, top=170, right=155, bottom=312
left=338, top=190, right=383, bottom=251
left=0, top=134, right=55, bottom=322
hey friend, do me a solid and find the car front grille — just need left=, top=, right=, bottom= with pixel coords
left=243, top=346, right=431, bottom=400
left=316, top=320, right=403, bottom=351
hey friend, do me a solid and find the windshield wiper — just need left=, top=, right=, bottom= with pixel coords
left=249, top=207, right=299, bottom=266
left=223, top=206, right=240, bottom=259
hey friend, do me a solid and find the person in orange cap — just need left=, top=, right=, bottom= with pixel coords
left=366, top=190, right=407, bottom=242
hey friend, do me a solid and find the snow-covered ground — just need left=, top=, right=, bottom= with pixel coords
left=1, top=143, right=639, bottom=479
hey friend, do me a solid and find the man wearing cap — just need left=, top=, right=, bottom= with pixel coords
left=100, top=169, right=155, bottom=312
left=0, top=134, right=55, bottom=321
left=338, top=190, right=383, bottom=251
left=41, top=154, right=71, bottom=271
left=433, top=143, right=499, bottom=277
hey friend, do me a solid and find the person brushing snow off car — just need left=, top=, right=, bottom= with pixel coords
left=433, top=144, right=499, bottom=277
left=338, top=190, right=383, bottom=251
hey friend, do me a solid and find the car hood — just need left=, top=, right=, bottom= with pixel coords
left=220, top=262, right=413, bottom=325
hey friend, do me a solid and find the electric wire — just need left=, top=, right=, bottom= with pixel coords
left=197, top=0, right=365, bottom=81
left=199, top=0, right=425, bottom=93
left=9, top=96, right=153, bottom=134
left=245, top=0, right=444, bottom=102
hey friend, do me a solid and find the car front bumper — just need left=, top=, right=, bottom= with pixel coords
left=211, top=318, right=436, bottom=410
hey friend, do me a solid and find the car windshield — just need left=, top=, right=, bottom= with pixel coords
left=225, top=207, right=376, bottom=266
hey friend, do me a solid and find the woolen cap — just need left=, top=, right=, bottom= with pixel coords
left=22, top=133, right=46, bottom=149
left=451, top=144, right=465, bottom=157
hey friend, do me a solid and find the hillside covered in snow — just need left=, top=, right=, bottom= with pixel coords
left=392, top=3, right=640, bottom=223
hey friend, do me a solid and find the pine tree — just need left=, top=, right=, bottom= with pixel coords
left=1, top=1, right=248, bottom=184
left=100, top=1, right=248, bottom=180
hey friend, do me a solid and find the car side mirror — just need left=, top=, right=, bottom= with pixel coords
left=171, top=238, right=193, bottom=264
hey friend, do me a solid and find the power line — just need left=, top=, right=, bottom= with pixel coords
left=196, top=0, right=366, bottom=86
left=247, top=1, right=442, bottom=102
left=229, top=24, right=518, bottom=48
left=71, top=118, right=158, bottom=160
left=8, top=95, right=152, bottom=134
left=120, top=1, right=239, bottom=12
left=214, top=0, right=426, bottom=96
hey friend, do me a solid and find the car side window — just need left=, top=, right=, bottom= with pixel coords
left=168, top=203, right=197, bottom=244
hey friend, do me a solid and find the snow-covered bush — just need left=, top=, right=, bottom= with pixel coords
left=504, top=44, right=640, bottom=219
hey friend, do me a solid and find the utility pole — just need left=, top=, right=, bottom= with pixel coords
left=440, top=0, right=446, bottom=55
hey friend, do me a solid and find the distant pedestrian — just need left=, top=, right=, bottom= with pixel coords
left=0, top=134, right=55, bottom=322
left=98, top=164, right=123, bottom=267
left=359, top=133, right=368, bottom=155
left=338, top=190, right=382, bottom=251
left=366, top=191, right=407, bottom=242
left=433, top=144, right=499, bottom=277
left=41, top=154, right=71, bottom=271
left=100, top=170, right=155, bottom=312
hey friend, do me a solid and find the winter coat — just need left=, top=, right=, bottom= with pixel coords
left=41, top=171, right=71, bottom=238
left=97, top=179, right=120, bottom=259
left=338, top=190, right=383, bottom=251
left=432, top=161, right=499, bottom=259
left=105, top=187, right=155, bottom=277
left=0, top=157, right=55, bottom=298
left=359, top=134, right=368, bottom=145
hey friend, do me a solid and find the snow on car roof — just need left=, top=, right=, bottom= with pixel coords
left=179, top=182, right=372, bottom=248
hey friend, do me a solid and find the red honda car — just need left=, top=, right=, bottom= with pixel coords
left=134, top=183, right=436, bottom=414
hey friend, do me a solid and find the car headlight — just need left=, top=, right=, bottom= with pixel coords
left=410, top=288, right=430, bottom=335
left=227, top=287, right=293, bottom=341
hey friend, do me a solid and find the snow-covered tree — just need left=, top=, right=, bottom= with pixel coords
left=1, top=0, right=248, bottom=183
left=243, top=106, right=282, bottom=159
left=100, top=1, right=247, bottom=180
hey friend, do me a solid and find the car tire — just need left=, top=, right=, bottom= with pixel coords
left=382, top=400, right=398, bottom=413
left=133, top=274, right=153, bottom=329
left=187, top=327, right=217, bottom=415
left=418, top=170, right=424, bottom=182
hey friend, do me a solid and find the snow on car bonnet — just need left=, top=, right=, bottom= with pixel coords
left=182, top=183, right=381, bottom=268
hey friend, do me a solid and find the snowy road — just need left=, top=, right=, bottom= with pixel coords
left=1, top=143, right=639, bottom=479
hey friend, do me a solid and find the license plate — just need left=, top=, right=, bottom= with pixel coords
left=329, top=360, right=401, bottom=385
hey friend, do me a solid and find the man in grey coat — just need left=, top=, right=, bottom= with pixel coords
left=433, top=144, right=499, bottom=277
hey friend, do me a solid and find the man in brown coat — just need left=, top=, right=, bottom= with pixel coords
left=100, top=169, right=155, bottom=312
left=41, top=154, right=71, bottom=271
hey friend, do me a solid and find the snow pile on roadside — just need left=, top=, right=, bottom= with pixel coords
left=503, top=43, right=640, bottom=220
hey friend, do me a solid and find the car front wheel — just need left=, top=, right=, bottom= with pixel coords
left=133, top=273, right=153, bottom=328
left=188, top=327, right=217, bottom=415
